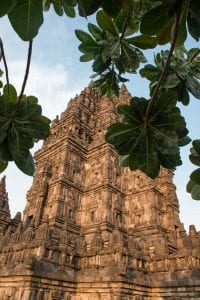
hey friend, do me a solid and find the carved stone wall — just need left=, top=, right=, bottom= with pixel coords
left=0, top=85, right=200, bottom=299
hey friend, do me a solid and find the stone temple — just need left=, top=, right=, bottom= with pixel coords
left=0, top=86, right=200, bottom=299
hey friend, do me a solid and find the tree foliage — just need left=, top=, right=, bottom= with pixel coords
left=106, top=91, right=189, bottom=178
left=0, top=0, right=200, bottom=200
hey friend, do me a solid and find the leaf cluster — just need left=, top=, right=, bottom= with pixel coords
left=74, top=0, right=155, bottom=19
left=140, top=0, right=200, bottom=45
left=140, top=48, right=200, bottom=105
left=76, top=9, right=154, bottom=96
left=187, top=140, right=200, bottom=200
left=0, top=0, right=158, bottom=41
left=187, top=0, right=200, bottom=42
left=43, top=0, right=76, bottom=18
left=0, top=0, right=44, bottom=41
left=0, top=84, right=50, bottom=175
left=106, top=91, right=190, bottom=178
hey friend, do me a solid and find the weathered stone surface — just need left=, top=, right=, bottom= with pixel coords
left=0, top=85, right=200, bottom=299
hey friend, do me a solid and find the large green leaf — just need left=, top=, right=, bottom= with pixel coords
left=64, top=0, right=76, bottom=6
left=63, top=2, right=75, bottom=18
left=176, top=11, right=187, bottom=46
left=14, top=100, right=50, bottom=139
left=120, top=43, right=140, bottom=72
left=0, top=160, right=8, bottom=173
left=114, top=10, right=129, bottom=33
left=162, top=73, right=180, bottom=89
left=16, top=102, right=42, bottom=120
left=117, top=103, right=141, bottom=124
left=15, top=151, right=35, bottom=176
left=0, top=94, right=16, bottom=117
left=187, top=140, right=200, bottom=200
left=101, top=0, right=122, bottom=17
left=186, top=75, right=200, bottom=99
left=193, top=140, right=200, bottom=155
left=190, top=153, right=200, bottom=167
left=140, top=5, right=169, bottom=36
left=75, top=30, right=95, bottom=43
left=187, top=179, right=195, bottom=193
left=139, top=133, right=160, bottom=178
left=178, top=136, right=191, bottom=147
left=126, top=35, right=157, bottom=50
left=114, top=10, right=138, bottom=36
left=188, top=48, right=200, bottom=61
left=26, top=95, right=38, bottom=104
left=0, top=116, right=11, bottom=143
left=101, top=39, right=121, bottom=63
left=140, top=64, right=160, bottom=82
left=0, top=0, right=17, bottom=17
left=8, top=0, right=44, bottom=41
left=52, top=0, right=63, bottom=16
left=176, top=80, right=190, bottom=105
left=78, top=41, right=100, bottom=55
left=96, top=10, right=119, bottom=37
left=43, top=0, right=50, bottom=11
left=191, top=184, right=200, bottom=200
left=88, top=23, right=103, bottom=41
left=3, top=84, right=17, bottom=101
left=135, top=48, right=147, bottom=64
left=190, top=168, right=200, bottom=185
left=16, top=117, right=50, bottom=139
left=150, top=91, right=178, bottom=117
left=0, top=139, right=12, bottom=161
left=92, top=55, right=110, bottom=72
left=9, top=124, right=33, bottom=158
left=189, top=0, right=200, bottom=21
left=80, top=53, right=94, bottom=62
left=187, top=12, right=200, bottom=41
left=187, top=179, right=200, bottom=200
left=77, top=0, right=101, bottom=17
left=0, top=86, right=50, bottom=175
left=106, top=91, right=189, bottom=178
left=158, top=151, right=182, bottom=169
left=190, top=62, right=200, bottom=80
left=156, top=25, right=171, bottom=45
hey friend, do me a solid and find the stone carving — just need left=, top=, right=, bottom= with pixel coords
left=0, top=86, right=200, bottom=299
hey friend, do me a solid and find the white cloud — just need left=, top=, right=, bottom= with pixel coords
left=7, top=60, right=82, bottom=119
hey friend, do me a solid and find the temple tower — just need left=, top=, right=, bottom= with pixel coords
left=0, top=86, right=200, bottom=300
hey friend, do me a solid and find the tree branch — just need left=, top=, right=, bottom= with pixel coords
left=18, top=40, right=33, bottom=105
left=0, top=38, right=10, bottom=94
left=145, top=4, right=182, bottom=122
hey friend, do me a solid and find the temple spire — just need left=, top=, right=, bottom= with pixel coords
left=0, top=176, right=6, bottom=195
left=0, top=176, right=9, bottom=211
left=117, top=84, right=132, bottom=104
left=0, top=176, right=11, bottom=233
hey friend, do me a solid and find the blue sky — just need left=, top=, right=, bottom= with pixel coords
left=1, top=9, right=200, bottom=231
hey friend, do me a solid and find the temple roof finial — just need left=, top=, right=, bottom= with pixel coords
left=0, top=175, right=6, bottom=190
left=120, top=83, right=129, bottom=95
left=0, top=175, right=8, bottom=204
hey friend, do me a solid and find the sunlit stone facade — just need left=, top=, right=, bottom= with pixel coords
left=0, top=86, right=200, bottom=299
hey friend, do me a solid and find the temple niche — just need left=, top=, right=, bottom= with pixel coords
left=0, top=86, right=200, bottom=299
